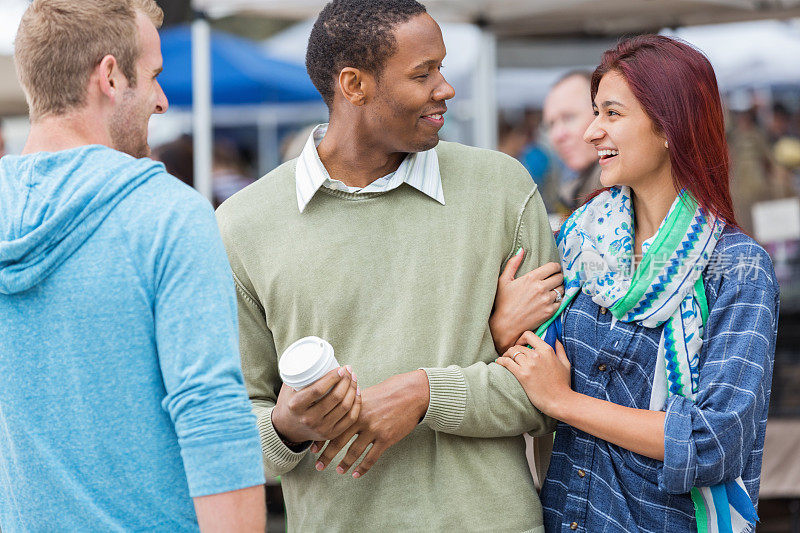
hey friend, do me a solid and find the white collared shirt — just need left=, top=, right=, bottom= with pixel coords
left=294, top=124, right=445, bottom=213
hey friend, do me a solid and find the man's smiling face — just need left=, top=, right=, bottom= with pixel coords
left=365, top=13, right=456, bottom=153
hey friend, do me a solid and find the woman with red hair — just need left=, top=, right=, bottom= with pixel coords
left=491, top=35, right=778, bottom=532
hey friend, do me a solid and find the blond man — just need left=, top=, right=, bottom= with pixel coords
left=0, top=1, right=265, bottom=530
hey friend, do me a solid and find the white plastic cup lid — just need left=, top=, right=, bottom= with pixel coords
left=279, top=336, right=338, bottom=390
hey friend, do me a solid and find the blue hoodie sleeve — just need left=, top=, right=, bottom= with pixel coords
left=150, top=187, right=265, bottom=497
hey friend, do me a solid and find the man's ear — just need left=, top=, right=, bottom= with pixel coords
left=94, top=54, right=121, bottom=101
left=337, top=67, right=374, bottom=107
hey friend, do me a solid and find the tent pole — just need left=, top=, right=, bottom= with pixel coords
left=192, top=13, right=213, bottom=201
left=472, top=23, right=498, bottom=150
left=256, top=112, right=279, bottom=177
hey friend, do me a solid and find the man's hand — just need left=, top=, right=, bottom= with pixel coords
left=271, top=366, right=361, bottom=444
left=312, top=370, right=429, bottom=479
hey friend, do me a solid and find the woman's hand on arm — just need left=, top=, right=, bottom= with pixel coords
left=489, top=248, right=564, bottom=354
left=497, top=331, right=666, bottom=461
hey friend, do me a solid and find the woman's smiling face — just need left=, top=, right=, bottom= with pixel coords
left=583, top=70, right=672, bottom=190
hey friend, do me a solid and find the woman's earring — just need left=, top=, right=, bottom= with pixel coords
left=665, top=140, right=669, bottom=149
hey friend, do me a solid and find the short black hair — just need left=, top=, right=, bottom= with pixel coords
left=306, top=0, right=427, bottom=108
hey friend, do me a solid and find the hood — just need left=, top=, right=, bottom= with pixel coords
left=0, top=145, right=165, bottom=295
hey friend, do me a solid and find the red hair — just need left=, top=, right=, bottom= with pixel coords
left=588, top=34, right=737, bottom=226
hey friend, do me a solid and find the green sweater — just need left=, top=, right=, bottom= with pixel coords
left=216, top=141, right=558, bottom=532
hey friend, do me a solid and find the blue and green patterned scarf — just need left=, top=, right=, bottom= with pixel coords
left=536, top=186, right=757, bottom=533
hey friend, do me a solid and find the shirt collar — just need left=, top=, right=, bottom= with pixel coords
left=295, top=123, right=445, bottom=213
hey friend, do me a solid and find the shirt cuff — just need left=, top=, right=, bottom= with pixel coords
left=419, top=366, right=468, bottom=433
left=658, top=394, right=697, bottom=494
left=257, top=406, right=310, bottom=477
left=181, top=434, right=266, bottom=497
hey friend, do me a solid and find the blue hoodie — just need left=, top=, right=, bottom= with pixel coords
left=0, top=146, right=264, bottom=531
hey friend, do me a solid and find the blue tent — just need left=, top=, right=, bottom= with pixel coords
left=158, top=25, right=322, bottom=106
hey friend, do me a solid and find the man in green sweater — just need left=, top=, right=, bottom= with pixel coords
left=216, top=0, right=562, bottom=530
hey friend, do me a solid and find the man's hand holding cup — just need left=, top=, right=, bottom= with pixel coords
left=271, top=336, right=361, bottom=446
left=271, top=367, right=361, bottom=445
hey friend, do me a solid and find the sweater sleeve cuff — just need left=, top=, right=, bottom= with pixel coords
left=181, top=435, right=266, bottom=497
left=420, top=366, right=468, bottom=433
left=258, top=406, right=310, bottom=476
left=658, top=394, right=697, bottom=494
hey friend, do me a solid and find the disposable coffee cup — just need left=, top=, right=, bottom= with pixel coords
left=279, top=336, right=339, bottom=390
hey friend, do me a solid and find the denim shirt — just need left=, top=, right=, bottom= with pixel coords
left=541, top=226, right=779, bottom=533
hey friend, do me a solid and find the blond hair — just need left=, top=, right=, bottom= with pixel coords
left=14, top=0, right=163, bottom=121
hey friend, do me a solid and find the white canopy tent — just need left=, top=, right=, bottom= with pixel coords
left=194, top=0, right=800, bottom=35
left=667, top=19, right=800, bottom=89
